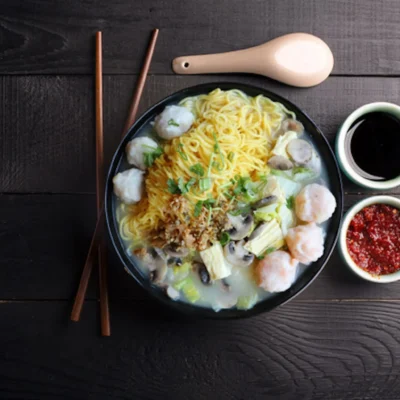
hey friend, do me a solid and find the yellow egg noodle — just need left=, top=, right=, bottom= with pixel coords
left=118, top=89, right=295, bottom=246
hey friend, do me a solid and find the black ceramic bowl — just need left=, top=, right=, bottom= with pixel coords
left=105, top=82, right=343, bottom=319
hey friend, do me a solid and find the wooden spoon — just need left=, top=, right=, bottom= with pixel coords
left=172, top=33, right=334, bottom=87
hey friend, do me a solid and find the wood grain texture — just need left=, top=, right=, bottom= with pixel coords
left=1, top=0, right=400, bottom=75
left=0, top=194, right=98, bottom=300
left=1, top=75, right=400, bottom=194
left=0, top=193, right=398, bottom=301
left=1, top=1, right=399, bottom=397
left=2, top=300, right=400, bottom=400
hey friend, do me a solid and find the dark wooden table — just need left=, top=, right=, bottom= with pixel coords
left=1, top=1, right=400, bottom=399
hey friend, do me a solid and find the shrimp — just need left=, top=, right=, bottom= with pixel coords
left=295, top=183, right=336, bottom=223
left=285, top=223, right=324, bottom=264
left=255, top=250, right=298, bottom=292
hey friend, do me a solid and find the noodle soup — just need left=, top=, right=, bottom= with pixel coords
left=112, top=89, right=337, bottom=311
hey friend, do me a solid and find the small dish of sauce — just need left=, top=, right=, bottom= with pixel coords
left=339, top=196, right=400, bottom=283
left=347, top=204, right=400, bottom=275
left=336, top=103, right=400, bottom=190
left=344, top=112, right=400, bottom=181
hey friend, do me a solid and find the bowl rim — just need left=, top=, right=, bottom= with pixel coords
left=335, top=102, right=400, bottom=190
left=105, top=81, right=344, bottom=319
left=338, top=195, right=400, bottom=283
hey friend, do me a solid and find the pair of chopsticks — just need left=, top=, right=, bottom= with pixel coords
left=71, top=29, right=159, bottom=336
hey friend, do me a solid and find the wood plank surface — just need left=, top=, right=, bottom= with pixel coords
left=1, top=0, right=400, bottom=75
left=1, top=0, right=400, bottom=398
left=1, top=193, right=398, bottom=301
left=2, top=300, right=400, bottom=400
left=1, top=75, right=400, bottom=194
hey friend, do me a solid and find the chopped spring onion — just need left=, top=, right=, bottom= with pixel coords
left=168, top=177, right=196, bottom=195
left=220, top=232, right=230, bottom=246
left=199, top=177, right=212, bottom=192
left=167, top=178, right=180, bottom=194
left=176, top=143, right=188, bottom=160
left=143, top=146, right=163, bottom=168
left=193, top=198, right=216, bottom=217
left=194, top=201, right=203, bottom=217
left=168, top=118, right=180, bottom=127
left=212, top=132, right=225, bottom=168
left=177, top=177, right=187, bottom=194
left=229, top=204, right=251, bottom=216
left=220, top=181, right=233, bottom=189
left=258, top=173, right=268, bottom=182
left=232, top=176, right=258, bottom=201
left=203, top=198, right=216, bottom=209
left=185, top=178, right=196, bottom=191
left=207, top=153, right=215, bottom=176
left=228, top=151, right=235, bottom=162
left=212, top=132, right=221, bottom=153
left=212, top=160, right=224, bottom=171
left=286, top=195, right=295, bottom=210
left=190, top=163, right=205, bottom=177
left=228, top=195, right=237, bottom=207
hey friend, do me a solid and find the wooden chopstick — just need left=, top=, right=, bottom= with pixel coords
left=71, top=32, right=110, bottom=336
left=71, top=29, right=159, bottom=330
left=94, top=32, right=111, bottom=337
left=70, top=209, right=104, bottom=321
left=123, top=28, right=159, bottom=134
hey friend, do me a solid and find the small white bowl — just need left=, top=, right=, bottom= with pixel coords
left=338, top=195, right=400, bottom=283
left=336, top=102, right=400, bottom=190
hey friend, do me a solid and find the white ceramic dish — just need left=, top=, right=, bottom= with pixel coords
left=338, top=195, right=400, bottom=283
left=336, top=102, right=400, bottom=190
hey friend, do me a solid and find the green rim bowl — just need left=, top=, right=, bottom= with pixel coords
left=338, top=195, right=400, bottom=283
left=335, top=102, right=400, bottom=190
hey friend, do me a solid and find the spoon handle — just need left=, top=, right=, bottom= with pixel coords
left=172, top=47, right=263, bottom=75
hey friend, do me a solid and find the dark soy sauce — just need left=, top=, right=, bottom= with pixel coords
left=345, top=111, right=400, bottom=181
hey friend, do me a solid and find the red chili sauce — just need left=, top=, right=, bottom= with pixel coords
left=347, top=204, right=400, bottom=275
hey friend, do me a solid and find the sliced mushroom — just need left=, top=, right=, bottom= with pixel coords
left=194, top=262, right=211, bottom=285
left=220, top=279, right=231, bottom=292
left=226, top=214, right=254, bottom=240
left=149, top=265, right=167, bottom=284
left=224, top=240, right=254, bottom=267
left=138, top=248, right=168, bottom=285
left=267, top=155, right=294, bottom=171
left=287, top=139, right=312, bottom=164
left=281, top=118, right=304, bottom=135
left=248, top=223, right=267, bottom=241
left=164, top=244, right=189, bottom=258
left=167, top=257, right=183, bottom=266
left=252, top=195, right=278, bottom=209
